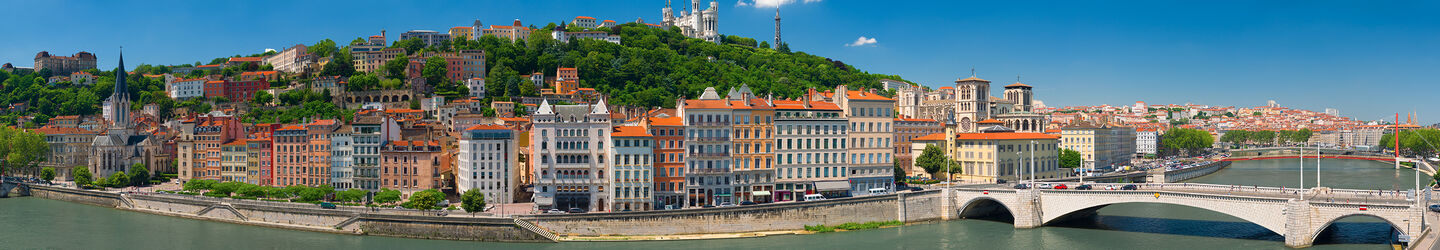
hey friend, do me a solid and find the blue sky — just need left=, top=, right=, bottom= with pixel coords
left=2, top=0, right=1436, bottom=124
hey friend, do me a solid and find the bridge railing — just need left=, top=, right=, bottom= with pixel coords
left=1023, top=182, right=1415, bottom=203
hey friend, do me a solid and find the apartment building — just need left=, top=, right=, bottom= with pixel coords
left=531, top=99, right=613, bottom=212
left=610, top=126, right=654, bottom=211
left=459, top=125, right=518, bottom=205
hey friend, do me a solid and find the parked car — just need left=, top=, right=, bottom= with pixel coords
left=701, top=205, right=716, bottom=208
left=910, top=187, right=924, bottom=191
left=1053, top=184, right=1068, bottom=190
left=1074, top=184, right=1093, bottom=190
left=1037, top=183, right=1053, bottom=189
left=567, top=208, right=586, bottom=214
left=740, top=201, right=758, bottom=206
left=718, top=202, right=737, bottom=207
left=1121, top=184, right=1139, bottom=190
left=1429, top=204, right=1440, bottom=213
left=1013, top=184, right=1031, bottom=189
left=318, top=202, right=336, bottom=209
left=803, top=194, right=826, bottom=202
left=545, top=209, right=565, bottom=214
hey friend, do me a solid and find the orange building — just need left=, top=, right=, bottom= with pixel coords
left=646, top=116, right=685, bottom=208
left=307, top=120, right=341, bottom=186
left=273, top=125, right=309, bottom=186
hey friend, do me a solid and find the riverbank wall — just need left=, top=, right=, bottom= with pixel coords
left=24, top=185, right=556, bottom=242
left=517, top=190, right=943, bottom=237
left=21, top=183, right=945, bottom=241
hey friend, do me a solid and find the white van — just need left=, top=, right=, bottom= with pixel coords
left=868, top=188, right=888, bottom=196
left=803, top=194, right=826, bottom=202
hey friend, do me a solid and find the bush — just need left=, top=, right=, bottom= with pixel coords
left=203, top=190, right=229, bottom=198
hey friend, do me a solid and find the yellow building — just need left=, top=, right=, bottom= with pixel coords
left=220, top=141, right=248, bottom=183
left=949, top=119, right=1062, bottom=183
left=448, top=26, right=474, bottom=40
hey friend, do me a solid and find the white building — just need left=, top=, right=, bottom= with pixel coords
left=399, top=30, right=452, bottom=48
left=168, top=78, right=207, bottom=100
left=459, top=125, right=518, bottom=205
left=1136, top=128, right=1159, bottom=156
left=531, top=99, right=613, bottom=212
left=772, top=94, right=851, bottom=201
left=551, top=30, right=622, bottom=44
left=661, top=0, right=720, bottom=43
left=831, top=86, right=896, bottom=195
left=609, top=126, right=654, bottom=211
left=466, top=78, right=485, bottom=98
left=329, top=126, right=355, bottom=189
left=679, top=88, right=735, bottom=207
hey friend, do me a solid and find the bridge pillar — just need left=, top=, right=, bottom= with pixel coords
left=1283, top=200, right=1313, bottom=248
left=940, top=188, right=954, bottom=221
left=1147, top=168, right=1167, bottom=184
left=1012, top=189, right=1043, bottom=228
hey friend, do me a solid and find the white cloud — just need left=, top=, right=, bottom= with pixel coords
left=736, top=0, right=822, bottom=8
left=846, top=36, right=878, bottom=47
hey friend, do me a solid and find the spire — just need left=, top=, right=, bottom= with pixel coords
left=114, top=47, right=127, bottom=99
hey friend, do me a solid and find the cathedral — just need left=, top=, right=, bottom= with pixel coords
left=90, top=50, right=162, bottom=179
left=902, top=72, right=1048, bottom=133
left=661, top=0, right=719, bottom=43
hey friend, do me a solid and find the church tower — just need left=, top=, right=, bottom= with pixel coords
left=662, top=0, right=674, bottom=26
left=1004, top=81, right=1034, bottom=112
left=774, top=7, right=782, bottom=49
left=107, top=49, right=132, bottom=131
left=954, top=71, right=991, bottom=132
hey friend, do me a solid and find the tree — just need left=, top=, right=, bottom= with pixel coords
left=422, top=56, right=448, bottom=86
left=374, top=188, right=402, bottom=204
left=299, top=185, right=335, bottom=202
left=461, top=189, right=486, bottom=215
left=915, top=144, right=954, bottom=179
left=40, top=167, right=55, bottom=182
left=403, top=189, right=445, bottom=210
left=105, top=172, right=130, bottom=188
left=184, top=179, right=218, bottom=191
left=335, top=189, right=367, bottom=202
left=383, top=55, right=410, bottom=79
left=251, top=90, right=273, bottom=106
left=1161, top=128, right=1215, bottom=156
left=71, top=167, right=92, bottom=187
left=0, top=127, right=49, bottom=176
left=759, top=41, right=771, bottom=49
left=347, top=73, right=379, bottom=91
left=128, top=163, right=150, bottom=187
left=893, top=162, right=907, bottom=182
left=1060, top=149, right=1083, bottom=168
left=236, top=184, right=268, bottom=198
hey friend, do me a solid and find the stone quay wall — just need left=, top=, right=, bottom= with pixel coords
left=518, top=190, right=943, bottom=236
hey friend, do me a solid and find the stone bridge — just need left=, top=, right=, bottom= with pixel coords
left=0, top=179, right=31, bottom=198
left=943, top=183, right=1427, bottom=248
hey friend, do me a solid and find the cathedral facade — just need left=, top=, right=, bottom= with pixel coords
left=661, top=0, right=719, bottom=43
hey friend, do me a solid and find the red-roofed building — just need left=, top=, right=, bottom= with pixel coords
left=203, top=80, right=269, bottom=102
left=611, top=125, right=654, bottom=211
left=949, top=126, right=1063, bottom=183
left=645, top=115, right=686, bottom=208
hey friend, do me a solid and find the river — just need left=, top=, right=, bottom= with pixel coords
left=0, top=159, right=1421, bottom=249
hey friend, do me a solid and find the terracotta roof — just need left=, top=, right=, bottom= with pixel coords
left=32, top=127, right=94, bottom=135
left=240, top=71, right=278, bottom=76
left=229, top=57, right=264, bottom=62
left=684, top=99, right=731, bottom=109
left=977, top=119, right=1004, bottom=125
left=845, top=90, right=894, bottom=101
left=612, top=126, right=651, bottom=137
left=278, top=125, right=306, bottom=131
left=912, top=133, right=948, bottom=141
left=955, top=132, right=1060, bottom=140
left=499, top=117, right=528, bottom=122
left=465, top=124, right=509, bottom=131
left=939, top=86, right=954, bottom=90
left=648, top=117, right=683, bottom=126
left=895, top=117, right=937, bottom=122
left=1005, top=82, right=1032, bottom=88
left=307, top=119, right=337, bottom=126
left=576, top=16, right=596, bottom=20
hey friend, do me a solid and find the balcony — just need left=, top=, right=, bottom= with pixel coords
left=689, top=152, right=729, bottom=158
left=689, top=121, right=730, bottom=126
left=689, top=168, right=732, bottom=174
left=691, top=136, right=731, bottom=142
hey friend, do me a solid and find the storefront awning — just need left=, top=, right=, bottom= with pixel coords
left=752, top=191, right=771, bottom=196
left=815, top=181, right=850, bottom=191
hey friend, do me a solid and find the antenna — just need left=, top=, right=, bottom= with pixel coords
left=970, top=67, right=975, bottom=77
left=1016, top=74, right=1021, bottom=82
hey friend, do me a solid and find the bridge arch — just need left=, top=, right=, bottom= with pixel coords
left=1038, top=192, right=1290, bottom=236
left=1305, top=212, right=1408, bottom=246
left=957, top=196, right=1017, bottom=222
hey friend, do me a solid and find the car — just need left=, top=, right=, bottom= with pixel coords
left=318, top=202, right=336, bottom=209
left=1074, top=184, right=1093, bottom=190
left=545, top=209, right=565, bottom=214
left=909, top=187, right=924, bottom=192
left=740, top=201, right=758, bottom=206
left=701, top=205, right=716, bottom=208
left=1013, top=184, right=1031, bottom=189
left=1121, top=184, right=1139, bottom=190
left=1053, top=184, right=1068, bottom=190
left=1429, top=204, right=1440, bottom=213
left=718, top=202, right=737, bottom=207
left=567, top=208, right=586, bottom=214
left=1037, top=183, right=1053, bottom=189
left=996, top=179, right=1008, bottom=184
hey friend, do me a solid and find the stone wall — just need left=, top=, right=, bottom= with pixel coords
left=361, top=214, right=554, bottom=242
left=518, top=190, right=942, bottom=236
left=27, top=185, right=122, bottom=208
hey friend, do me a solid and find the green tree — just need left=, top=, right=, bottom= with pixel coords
left=105, top=172, right=130, bottom=188
left=71, top=167, right=92, bottom=187
left=347, top=73, right=379, bottom=91
left=1060, top=149, right=1083, bottom=168
left=403, top=189, right=445, bottom=210
left=236, top=184, right=268, bottom=198
left=915, top=144, right=955, bottom=179
left=1161, top=128, right=1215, bottom=156
left=128, top=163, right=150, bottom=187
left=184, top=179, right=218, bottom=191
left=893, top=162, right=907, bottom=182
left=299, top=185, right=335, bottom=202
left=0, top=127, right=49, bottom=176
left=461, top=189, right=486, bottom=215
left=40, top=167, right=56, bottom=182
left=383, top=55, right=410, bottom=79
left=422, top=56, right=448, bottom=86
left=251, top=90, right=273, bottom=106
left=374, top=188, right=402, bottom=204
left=335, top=189, right=367, bottom=202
